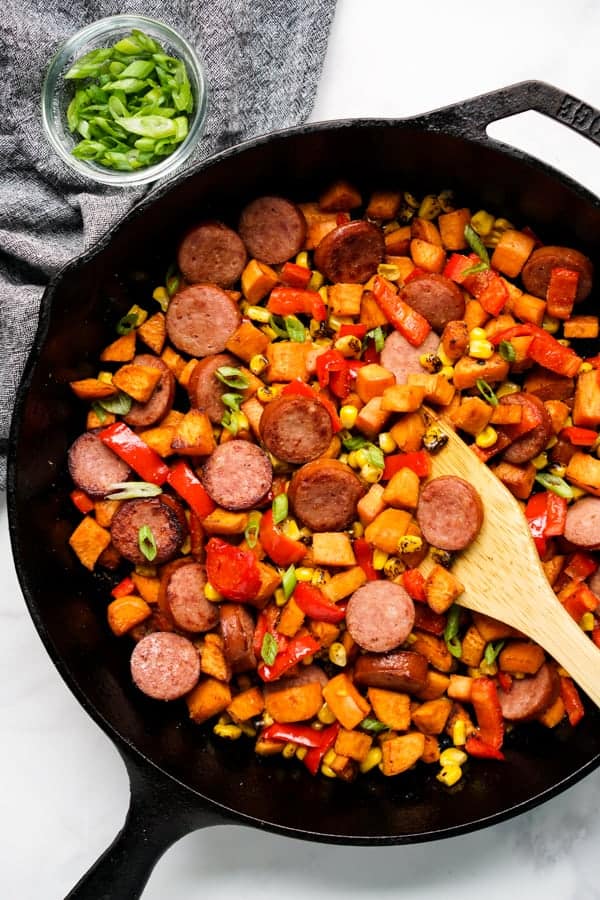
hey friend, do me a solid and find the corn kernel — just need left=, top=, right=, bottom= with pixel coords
left=329, top=642, right=347, bottom=667
left=319, top=285, right=329, bottom=303
left=480, top=660, right=498, bottom=676
left=350, top=520, right=364, bottom=539
left=440, top=748, right=468, bottom=767
left=354, top=447, right=369, bottom=468
left=546, top=434, right=559, bottom=449
left=383, top=556, right=405, bottom=579
left=323, top=748, right=337, bottom=767
left=340, top=405, right=359, bottom=429
left=282, top=741, right=297, bottom=759
left=420, top=352, right=442, bottom=373
left=436, top=764, right=463, bottom=787
left=469, top=327, right=487, bottom=342
left=378, top=432, right=397, bottom=454
left=235, top=412, right=249, bottom=432
left=469, top=339, right=494, bottom=360
left=296, top=747, right=307, bottom=761
left=238, top=722, right=257, bottom=738
left=346, top=451, right=360, bottom=469
left=557, top=338, right=570, bottom=348
left=302, top=655, right=314, bottom=666
left=360, top=463, right=383, bottom=483
left=281, top=518, right=301, bottom=541
left=338, top=453, right=349, bottom=465
left=213, top=723, right=242, bottom=740
left=495, top=381, right=519, bottom=399
left=405, top=633, right=417, bottom=644
left=296, top=567, right=314, bottom=582
left=321, top=764, right=337, bottom=778
left=335, top=334, right=362, bottom=358
left=476, top=426, right=498, bottom=449
left=373, top=549, right=389, bottom=570
left=328, top=315, right=343, bottom=332
left=557, top=667, right=571, bottom=678
left=452, top=720, right=466, bottom=746
left=311, top=721, right=324, bottom=730
left=311, top=568, right=330, bottom=586
left=360, top=747, right=383, bottom=773
left=249, top=354, right=269, bottom=375
left=436, top=344, right=454, bottom=368
left=257, top=385, right=275, bottom=403
left=440, top=365, right=454, bottom=379
left=579, top=362, right=594, bottom=374
left=384, top=220, right=401, bottom=234
left=423, top=424, right=448, bottom=453
left=318, top=703, right=337, bottom=724
left=377, top=263, right=401, bottom=281
left=204, top=582, right=222, bottom=602
left=308, top=270, right=324, bottom=291
left=397, top=534, right=423, bottom=553
left=569, top=486, right=587, bottom=500
left=97, top=371, right=113, bottom=384
left=581, top=612, right=595, bottom=631
left=542, top=315, right=560, bottom=334
left=152, top=286, right=169, bottom=309
left=127, top=304, right=148, bottom=326
left=418, top=194, right=441, bottom=220
left=532, top=452, right=548, bottom=470
left=470, top=210, right=495, bottom=237
left=246, top=305, right=271, bottom=323
left=295, top=251, right=309, bottom=268
left=275, top=588, right=287, bottom=607
left=260, top=325, right=279, bottom=340
left=547, top=462, right=566, bottom=477
left=494, top=217, right=513, bottom=231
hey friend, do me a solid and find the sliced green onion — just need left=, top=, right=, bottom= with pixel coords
left=269, top=314, right=289, bottom=339
left=220, top=410, right=239, bottom=435
left=446, top=635, right=462, bottom=659
left=221, top=393, right=244, bottom=411
left=215, top=366, right=250, bottom=390
left=443, top=605, right=462, bottom=659
left=64, top=48, right=114, bottom=80
left=360, top=717, right=390, bottom=734
left=366, top=326, right=385, bottom=352
left=341, top=432, right=367, bottom=451
left=106, top=482, right=162, bottom=500
left=535, top=472, right=574, bottom=499
left=99, top=392, right=132, bottom=415
left=476, top=378, right=499, bottom=407
left=272, top=493, right=288, bottom=525
left=244, top=512, right=261, bottom=549
left=116, top=311, right=138, bottom=335
left=285, top=315, right=306, bottom=343
left=464, top=224, right=490, bottom=267
left=282, top=564, right=297, bottom=600
left=484, top=640, right=505, bottom=666
left=138, top=524, right=157, bottom=562
left=366, top=444, right=385, bottom=469
left=91, top=401, right=107, bottom=424
left=459, top=260, right=490, bottom=278
left=498, top=340, right=516, bottom=363
left=261, top=632, right=278, bottom=666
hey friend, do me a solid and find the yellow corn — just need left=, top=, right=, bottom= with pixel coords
left=257, top=385, right=275, bottom=403
left=378, top=432, right=397, bottom=454
left=152, top=286, right=169, bottom=309
left=405, top=633, right=417, bottom=645
left=569, top=486, right=587, bottom=500
left=127, top=304, right=148, bottom=326
left=335, top=334, right=362, bottom=358
left=281, top=518, right=301, bottom=541
left=318, top=703, right=337, bottom=725
left=383, top=556, right=405, bottom=579
left=581, top=612, right=595, bottom=632
left=323, top=748, right=337, bottom=767
left=452, top=720, right=466, bottom=746
left=97, top=371, right=113, bottom=384
left=180, top=535, right=191, bottom=555
left=355, top=447, right=370, bottom=468
left=557, top=338, right=571, bottom=347
left=295, top=567, right=314, bottom=582
left=420, top=352, right=442, bottom=373
left=440, top=748, right=468, bottom=767
left=295, top=251, right=310, bottom=268
left=548, top=462, right=566, bottom=477
left=308, top=271, right=324, bottom=292
left=532, top=452, right=548, bottom=470
left=542, top=315, right=560, bottom=334
left=238, top=722, right=257, bottom=738
left=319, top=285, right=329, bottom=304
left=418, top=194, right=441, bottom=220
left=328, top=315, right=344, bottom=332
left=135, top=564, right=157, bottom=577
left=282, top=742, right=298, bottom=759
left=246, top=305, right=271, bottom=323
left=329, top=642, right=347, bottom=667
left=470, top=210, right=495, bottom=237
left=296, top=746, right=307, bottom=761
left=204, top=582, right=222, bottom=602
left=340, top=405, right=359, bottom=429
left=338, top=453, right=349, bottom=465
left=249, top=354, right=269, bottom=375
left=377, top=263, right=401, bottom=281
left=494, top=217, right=513, bottom=231
left=469, top=327, right=487, bottom=342
left=579, top=362, right=594, bottom=374
left=436, top=764, right=463, bottom=787
left=360, top=747, right=383, bottom=773
left=311, top=568, right=330, bottom=586
left=321, top=764, right=337, bottom=778
left=260, top=325, right=279, bottom=340
left=557, top=667, right=571, bottom=678
left=496, top=381, right=520, bottom=398
left=213, top=723, right=242, bottom=740
left=360, top=463, right=383, bottom=484
left=235, top=411, right=249, bottom=432
left=469, top=339, right=494, bottom=360
left=546, top=434, right=558, bottom=449
left=404, top=191, right=420, bottom=209
left=397, top=535, right=423, bottom=553
left=440, top=365, right=454, bottom=379
left=275, top=588, right=287, bottom=607
left=346, top=451, right=360, bottom=469
left=436, top=344, right=454, bottom=368
left=480, top=660, right=498, bottom=676
left=302, top=655, right=314, bottom=666
left=476, top=426, right=498, bottom=448
left=373, top=549, right=389, bottom=570
left=311, top=721, right=324, bottom=731
left=350, top=520, right=364, bottom=539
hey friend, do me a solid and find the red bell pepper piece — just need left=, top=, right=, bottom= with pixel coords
left=592, top=625, right=600, bottom=649
left=470, top=270, right=508, bottom=316
left=470, top=677, right=504, bottom=750
left=563, top=583, right=598, bottom=622
left=465, top=736, right=505, bottom=761
left=259, top=508, right=306, bottom=567
left=258, top=633, right=320, bottom=681
left=383, top=450, right=431, bottom=480
left=282, top=380, right=341, bottom=432
left=442, top=252, right=480, bottom=283
left=339, top=323, right=368, bottom=339
left=546, top=267, right=579, bottom=320
left=253, top=604, right=279, bottom=658
left=303, top=723, right=341, bottom=775
left=167, top=460, right=216, bottom=519
left=261, top=722, right=330, bottom=749
left=316, top=349, right=346, bottom=388
left=402, top=568, right=427, bottom=602
left=99, top=422, right=170, bottom=485
left=353, top=538, right=378, bottom=581
left=188, top=511, right=204, bottom=560
left=362, top=340, right=381, bottom=365
left=525, top=491, right=567, bottom=555
left=293, top=582, right=346, bottom=623
left=559, top=426, right=598, bottom=447
left=280, top=261, right=312, bottom=290
left=267, top=285, right=326, bottom=322
left=489, top=324, right=582, bottom=378
left=560, top=676, right=585, bottom=726
left=70, top=488, right=95, bottom=514
left=372, top=276, right=431, bottom=347
left=206, top=537, right=262, bottom=603
left=497, top=671, right=513, bottom=693
left=336, top=213, right=350, bottom=226
left=413, top=604, right=446, bottom=635
left=565, top=551, right=598, bottom=581
left=404, top=266, right=426, bottom=284
left=111, top=576, right=135, bottom=598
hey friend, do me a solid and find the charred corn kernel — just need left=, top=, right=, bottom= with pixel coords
left=542, top=315, right=560, bottom=334
left=469, top=327, right=487, bottom=342
left=420, top=352, right=443, bottom=373
left=311, top=568, right=330, bottom=586
left=471, top=210, right=495, bottom=237
left=547, top=462, right=566, bottom=477
left=347, top=451, right=360, bottom=469
left=204, top=582, right=222, bottom=602
left=217, top=713, right=232, bottom=726
left=275, top=588, right=287, bottom=607
left=319, top=285, right=329, bottom=303
left=152, top=286, right=169, bottom=309
left=378, top=432, right=397, bottom=454
left=397, top=534, right=423, bottom=554
left=377, top=263, right=401, bottom=281
left=321, top=764, right=337, bottom=778
left=135, top=564, right=156, bottom=577
left=373, top=549, right=389, bottom=570
left=308, top=270, right=324, bottom=291
left=295, top=567, right=314, bottom=582
left=494, top=217, right=513, bottom=231
left=355, top=447, right=370, bottom=468
left=579, top=362, right=594, bottom=374
left=350, top=520, right=364, bottom=539
left=423, top=424, right=448, bottom=453
left=296, top=746, right=307, bottom=761
left=496, top=381, right=520, bottom=398
left=328, top=315, right=344, bottom=332
left=335, top=334, right=362, bottom=357
left=213, top=723, right=242, bottom=740
left=480, top=660, right=498, bottom=676
left=546, top=434, right=559, bottom=449
left=436, top=344, right=454, bottom=368
left=438, top=189, right=455, bottom=212
left=418, top=194, right=441, bottom=220
left=440, top=748, right=468, bottom=767
left=557, top=667, right=571, bottom=678
left=360, top=463, right=383, bottom=483
left=338, top=452, right=349, bottom=465
left=302, top=654, right=314, bottom=666
left=440, top=365, right=454, bottom=379
left=180, top=535, right=191, bottom=555
left=340, top=405, right=359, bottom=429
left=360, top=747, right=383, bottom=773
left=452, top=720, right=467, bottom=746
left=581, top=612, right=595, bottom=631
left=431, top=548, right=454, bottom=568
left=469, top=339, right=494, bottom=360
left=238, top=722, right=257, bottom=738
left=323, top=748, right=337, bottom=767
left=383, top=556, right=405, bottom=579
left=260, top=326, right=279, bottom=340
left=476, top=426, right=498, bottom=449
left=257, top=385, right=276, bottom=403
left=467, top=667, right=482, bottom=678
left=311, top=721, right=324, bottom=731
left=557, top=338, right=571, bottom=347
left=329, top=642, right=347, bottom=667
left=404, top=191, right=419, bottom=209
left=97, top=371, right=113, bottom=384
left=437, top=764, right=463, bottom=787
left=532, top=452, right=548, bottom=470
left=246, top=305, right=271, bottom=323
left=382, top=220, right=400, bottom=235
left=318, top=703, right=337, bottom=725
left=282, top=742, right=297, bottom=759
left=405, top=633, right=417, bottom=645
left=569, top=485, right=587, bottom=500
left=295, top=251, right=309, bottom=268
left=249, top=354, right=269, bottom=375
left=261, top=712, right=275, bottom=727
left=281, top=518, right=301, bottom=541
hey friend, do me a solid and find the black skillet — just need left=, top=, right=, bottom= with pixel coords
left=8, top=80, right=600, bottom=900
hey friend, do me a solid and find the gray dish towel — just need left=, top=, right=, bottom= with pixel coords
left=0, top=0, right=336, bottom=489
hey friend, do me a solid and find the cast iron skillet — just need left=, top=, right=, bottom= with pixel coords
left=8, top=80, right=600, bottom=899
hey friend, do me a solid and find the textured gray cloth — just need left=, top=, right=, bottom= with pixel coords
left=0, top=0, right=336, bottom=488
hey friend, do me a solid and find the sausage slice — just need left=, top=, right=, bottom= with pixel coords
left=219, top=603, right=256, bottom=673
left=498, top=663, right=559, bottom=721
left=238, top=196, right=306, bottom=264
left=177, top=221, right=247, bottom=287
left=166, top=562, right=219, bottom=633
left=68, top=431, right=131, bottom=499
left=288, top=459, right=364, bottom=532
left=354, top=650, right=429, bottom=694
left=314, top=220, right=385, bottom=284
left=188, top=352, right=237, bottom=424
left=166, top=284, right=241, bottom=357
left=110, top=496, right=187, bottom=565
left=522, top=246, right=593, bottom=302
left=202, top=440, right=272, bottom=510
left=564, top=497, right=600, bottom=549
left=124, top=354, right=175, bottom=428
left=417, top=476, right=483, bottom=552
left=346, top=581, right=415, bottom=652
left=259, top=394, right=333, bottom=464
left=400, top=274, right=465, bottom=333
left=130, top=632, right=200, bottom=701
left=501, top=393, right=553, bottom=465
left=380, top=329, right=439, bottom=385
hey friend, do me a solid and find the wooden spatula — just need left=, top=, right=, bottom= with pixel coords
left=419, top=408, right=600, bottom=708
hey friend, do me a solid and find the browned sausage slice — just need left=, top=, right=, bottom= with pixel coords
left=288, top=459, right=364, bottom=532
left=238, top=196, right=306, bottom=264
left=498, top=663, right=559, bottom=721
left=417, top=476, right=483, bottom=552
left=564, top=497, right=600, bottom=549
left=111, top=496, right=187, bottom=565
left=354, top=650, right=429, bottom=694
left=188, top=352, right=237, bottom=424
left=177, top=221, right=247, bottom=287
left=219, top=603, right=256, bottom=673
left=521, top=246, right=593, bottom=302
left=524, top=368, right=575, bottom=403
left=259, top=394, right=333, bottom=464
left=272, top=664, right=329, bottom=689
left=501, top=393, right=553, bottom=465
left=166, top=562, right=219, bottom=633
left=400, top=274, right=465, bottom=333
left=314, top=220, right=385, bottom=284
left=130, top=631, right=200, bottom=701
left=166, top=284, right=241, bottom=357
left=380, top=329, right=439, bottom=385
left=346, top=581, right=415, bottom=652
left=124, top=354, right=175, bottom=428
left=202, top=440, right=272, bottom=510
left=68, top=431, right=131, bottom=499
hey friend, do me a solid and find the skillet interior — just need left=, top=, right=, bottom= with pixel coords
left=9, top=120, right=600, bottom=843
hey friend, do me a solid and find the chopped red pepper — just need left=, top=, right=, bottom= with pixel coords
left=99, top=422, right=170, bottom=485
left=70, top=488, right=94, bottom=514
left=413, top=604, right=446, bottom=635
left=293, top=582, right=345, bottom=623
left=546, top=267, right=579, bottom=320
left=469, top=270, right=508, bottom=316
left=206, top=537, right=262, bottom=603
left=339, top=323, right=368, bottom=339
left=497, top=671, right=513, bottom=693
left=470, top=677, right=504, bottom=750
left=404, top=266, right=426, bottom=284
left=362, top=340, right=381, bottom=365
left=188, top=511, right=204, bottom=560
left=258, top=633, right=321, bottom=682
left=303, top=723, right=341, bottom=775
left=465, top=736, right=505, bottom=760
left=261, top=722, right=330, bottom=748
left=280, top=261, right=312, bottom=290
left=559, top=426, right=598, bottom=447
left=565, top=551, right=598, bottom=581
left=111, top=576, right=135, bottom=598
left=282, top=380, right=341, bottom=432
left=372, top=276, right=431, bottom=347
left=267, top=285, right=326, bottom=322
left=525, top=491, right=567, bottom=555
left=402, top=568, right=427, bottom=602
left=259, top=507, right=306, bottom=567
left=383, top=450, right=431, bottom=480
left=317, top=349, right=349, bottom=394
left=443, top=252, right=480, bottom=283
left=563, top=583, right=598, bottom=622
left=353, top=538, right=378, bottom=581
left=560, top=676, right=585, bottom=726
left=489, top=324, right=582, bottom=378
left=592, top=625, right=600, bottom=649
left=167, top=460, right=216, bottom=519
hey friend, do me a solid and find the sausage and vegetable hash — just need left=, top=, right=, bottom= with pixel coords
left=67, top=182, right=600, bottom=784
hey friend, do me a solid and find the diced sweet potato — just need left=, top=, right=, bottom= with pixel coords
left=131, top=572, right=160, bottom=604
left=200, top=633, right=232, bottom=682
left=100, top=331, right=136, bottom=362
left=384, top=226, right=412, bottom=256
left=537, top=694, right=565, bottom=728
left=498, top=641, right=545, bottom=675
left=441, top=319, right=469, bottom=361
left=278, top=596, right=305, bottom=637
left=201, top=508, right=249, bottom=535
left=319, top=180, right=361, bottom=211
left=311, top=532, right=356, bottom=567
left=356, top=363, right=396, bottom=403
left=360, top=290, right=389, bottom=329
left=411, top=218, right=442, bottom=247
left=425, top=565, right=464, bottom=614
left=177, top=359, right=198, bottom=390
left=87, top=408, right=116, bottom=429
left=321, top=566, right=367, bottom=603
left=329, top=283, right=364, bottom=316
left=510, top=292, right=546, bottom=326
left=448, top=397, right=492, bottom=436
left=187, top=678, right=232, bottom=724
left=410, top=239, right=445, bottom=273
left=483, top=314, right=516, bottom=341
left=464, top=299, right=489, bottom=331
left=573, top=370, right=600, bottom=427
left=383, top=466, right=420, bottom=510
left=382, top=384, right=426, bottom=413
left=302, top=210, right=338, bottom=249
left=411, top=632, right=454, bottom=673
left=226, top=321, right=270, bottom=362
left=566, top=451, right=600, bottom=496
left=355, top=396, right=391, bottom=438
left=227, top=686, right=265, bottom=722
left=472, top=611, right=521, bottom=642
left=366, top=191, right=402, bottom=220
left=411, top=697, right=452, bottom=735
left=421, top=734, right=441, bottom=763
left=171, top=409, right=216, bottom=456
left=113, top=364, right=161, bottom=403
left=241, top=259, right=278, bottom=304
left=265, top=681, right=323, bottom=723
left=489, top=460, right=536, bottom=500
left=334, top=728, right=372, bottom=762
left=364, top=508, right=412, bottom=554
left=459, top=626, right=486, bottom=668
left=367, top=687, right=410, bottom=730
left=309, top=620, right=341, bottom=648
left=161, top=346, right=186, bottom=379
left=564, top=316, right=599, bottom=339
left=323, top=673, right=370, bottom=730
left=139, top=425, right=177, bottom=457
left=414, top=671, right=450, bottom=701
left=489, top=404, right=523, bottom=425
left=107, top=595, right=151, bottom=636
left=254, top=563, right=282, bottom=605
left=544, top=399, right=570, bottom=434
left=447, top=675, right=473, bottom=701
left=137, top=312, right=167, bottom=355
left=68, top=516, right=111, bottom=570
left=70, top=378, right=117, bottom=400
left=94, top=499, right=121, bottom=528
left=491, top=229, right=535, bottom=277
left=453, top=353, right=509, bottom=390
left=241, top=396, right=265, bottom=438
left=265, top=341, right=310, bottom=383
left=406, top=373, right=455, bottom=407
left=357, top=483, right=387, bottom=526
left=438, top=208, right=471, bottom=250
left=390, top=411, right=426, bottom=451
left=380, top=732, right=425, bottom=775
left=542, top=555, right=565, bottom=587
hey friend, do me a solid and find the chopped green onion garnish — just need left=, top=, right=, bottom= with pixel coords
left=535, top=472, right=574, bottom=499
left=261, top=632, right=278, bottom=666
left=443, top=605, right=462, bottom=659
left=244, top=512, right=261, bottom=549
left=116, top=312, right=138, bottom=335
left=99, top=391, right=133, bottom=415
left=464, top=224, right=490, bottom=267
left=284, top=315, right=306, bottom=343
left=272, top=493, right=288, bottom=525
left=366, top=444, right=385, bottom=469
left=269, top=314, right=289, bottom=339
left=476, top=378, right=499, bottom=407
left=484, top=640, right=505, bottom=666
left=459, top=260, right=490, bottom=278
left=282, top=564, right=297, bottom=599
left=165, top=263, right=180, bottom=297
left=215, top=366, right=250, bottom=390
left=360, top=717, right=390, bottom=734
left=498, top=340, right=516, bottom=363
left=220, top=410, right=239, bottom=435
left=221, top=393, right=244, bottom=411
left=366, top=326, right=385, bottom=352
left=446, top=636, right=462, bottom=659
left=91, top=401, right=107, bottom=423
left=341, top=432, right=368, bottom=451
left=107, top=482, right=162, bottom=500
left=138, top=524, right=157, bottom=562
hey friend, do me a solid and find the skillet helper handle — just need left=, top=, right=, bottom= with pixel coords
left=65, top=752, right=228, bottom=900
left=420, top=80, right=600, bottom=149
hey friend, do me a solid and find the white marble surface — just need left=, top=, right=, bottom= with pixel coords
left=4, top=0, right=600, bottom=896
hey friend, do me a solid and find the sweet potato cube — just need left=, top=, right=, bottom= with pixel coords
left=498, top=641, right=545, bottom=675
left=137, top=312, right=167, bottom=355
left=87, top=409, right=116, bottom=429
left=483, top=314, right=516, bottom=341
left=177, top=359, right=199, bottom=390
left=447, top=675, right=473, bottom=701
left=564, top=316, right=599, bottom=339
left=265, top=681, right=323, bottom=723
left=489, top=404, right=523, bottom=425
left=139, top=425, right=177, bottom=457
left=367, top=688, right=411, bottom=730
left=355, top=396, right=391, bottom=438
left=464, top=299, right=489, bottom=331
left=68, top=516, right=112, bottom=571
left=380, top=732, right=425, bottom=775
left=254, top=562, right=282, bottom=605
left=319, top=179, right=361, bottom=211
left=227, top=687, right=264, bottom=723
left=383, top=467, right=420, bottom=510
left=411, top=697, right=452, bottom=735
left=311, top=532, right=356, bottom=567
left=542, top=555, right=565, bottom=587
left=490, top=460, right=536, bottom=500
left=334, top=728, right=372, bottom=762
left=357, top=483, right=387, bottom=526
left=356, top=363, right=396, bottom=403
left=425, top=565, right=464, bottom=614
left=100, top=331, right=136, bottom=362
left=453, top=353, right=509, bottom=390
left=265, top=341, right=310, bottom=383
left=131, top=572, right=160, bottom=605
left=441, top=320, right=469, bottom=361
left=200, top=633, right=232, bottom=682
left=201, top=508, right=249, bottom=535
left=421, top=734, right=441, bottom=763
left=460, top=626, right=487, bottom=668
left=306, top=218, right=338, bottom=250
left=171, top=409, right=216, bottom=456
left=384, top=226, right=412, bottom=256
left=187, top=678, right=232, bottom=724
left=406, top=373, right=455, bottom=406
left=438, top=208, right=471, bottom=250
left=410, top=239, right=445, bottom=273
left=511, top=292, right=546, bottom=326
left=70, top=378, right=117, bottom=400
left=93, top=499, right=121, bottom=528
left=491, top=229, right=535, bottom=278
left=415, top=671, right=451, bottom=701
left=472, top=611, right=520, bottom=642
left=309, top=620, right=341, bottom=648
left=323, top=673, right=370, bottom=730
left=366, top=191, right=402, bottom=220
left=329, top=283, right=363, bottom=316
left=448, top=397, right=492, bottom=436
left=411, top=218, right=442, bottom=247
left=537, top=695, right=566, bottom=728
left=321, top=566, right=366, bottom=603
left=566, top=451, right=600, bottom=496
left=390, top=411, right=426, bottom=451
left=226, top=321, right=270, bottom=362
left=107, top=595, right=151, bottom=636
left=161, top=346, right=186, bottom=379
left=360, top=290, right=389, bottom=329
left=278, top=596, right=305, bottom=637
left=364, top=508, right=412, bottom=554
left=573, top=370, right=600, bottom=427
left=544, top=399, right=570, bottom=434
left=411, top=632, right=453, bottom=672
left=381, top=384, right=425, bottom=413
left=241, top=396, right=265, bottom=438
left=241, top=259, right=278, bottom=304
left=113, top=364, right=161, bottom=403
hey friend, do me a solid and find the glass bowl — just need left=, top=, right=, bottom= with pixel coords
left=41, top=15, right=208, bottom=187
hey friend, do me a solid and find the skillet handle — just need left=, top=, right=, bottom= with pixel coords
left=65, top=750, right=229, bottom=900
left=417, top=80, right=600, bottom=148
